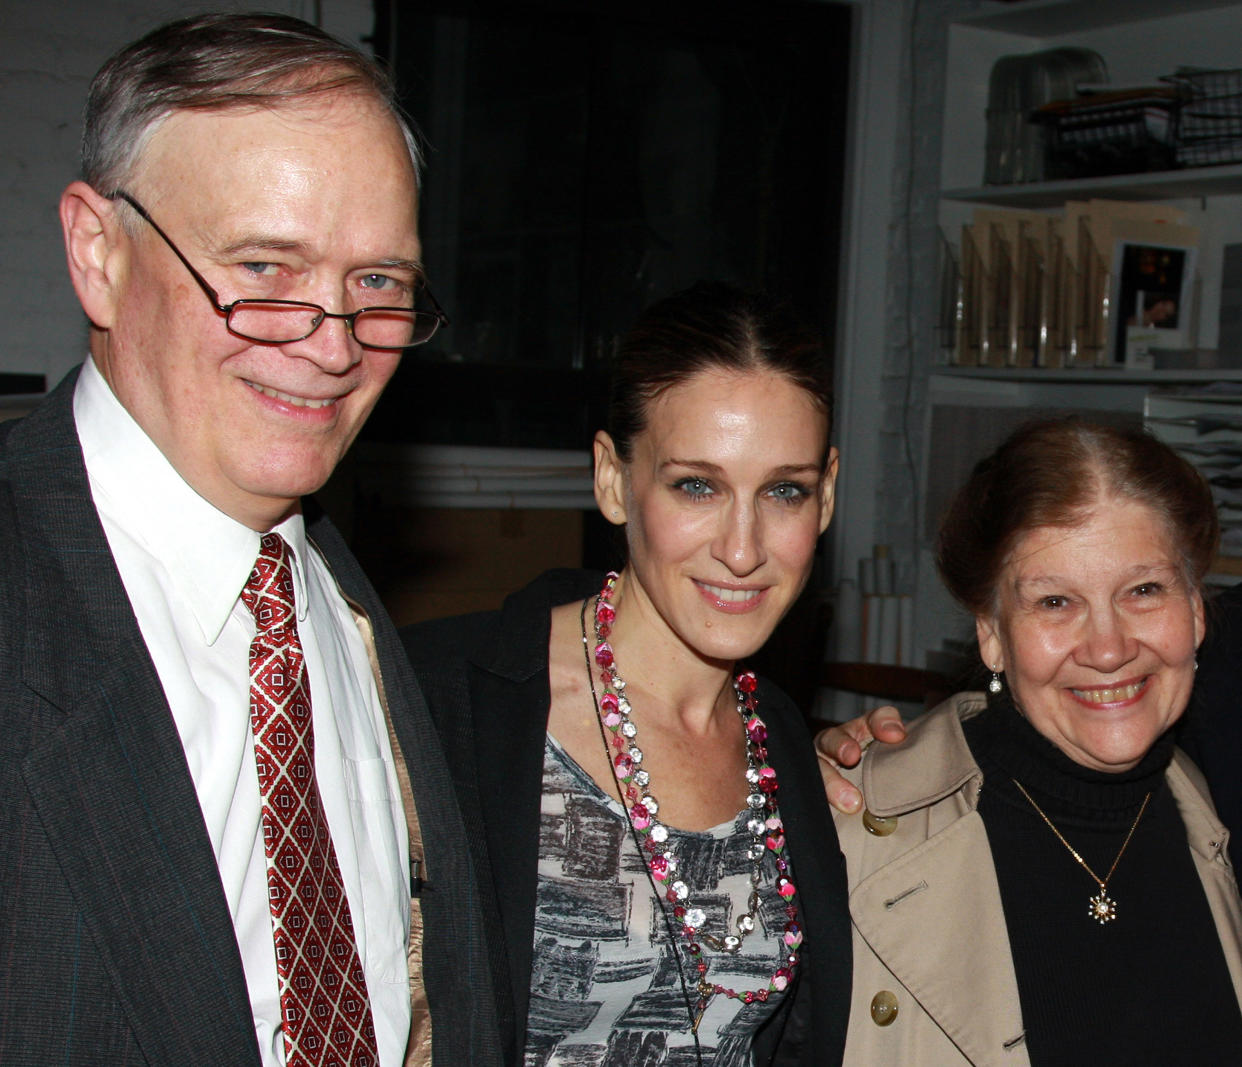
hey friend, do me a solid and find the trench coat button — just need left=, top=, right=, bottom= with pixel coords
left=870, top=990, right=899, bottom=1026
left=863, top=809, right=898, bottom=836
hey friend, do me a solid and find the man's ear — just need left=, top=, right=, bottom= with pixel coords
left=60, top=181, right=127, bottom=330
left=593, top=430, right=628, bottom=526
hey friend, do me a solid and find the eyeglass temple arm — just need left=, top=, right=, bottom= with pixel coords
left=113, top=191, right=228, bottom=311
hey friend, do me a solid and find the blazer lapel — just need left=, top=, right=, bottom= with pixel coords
left=10, top=378, right=261, bottom=1064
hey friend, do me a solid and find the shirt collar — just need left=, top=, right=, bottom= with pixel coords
left=73, top=357, right=309, bottom=644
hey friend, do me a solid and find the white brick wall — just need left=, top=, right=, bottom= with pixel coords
left=0, top=0, right=371, bottom=386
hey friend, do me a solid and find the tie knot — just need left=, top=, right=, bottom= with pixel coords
left=242, top=532, right=296, bottom=632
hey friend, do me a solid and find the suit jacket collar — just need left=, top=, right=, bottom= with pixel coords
left=8, top=369, right=262, bottom=1064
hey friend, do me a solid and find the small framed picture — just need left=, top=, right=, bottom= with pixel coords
left=1110, top=238, right=1198, bottom=368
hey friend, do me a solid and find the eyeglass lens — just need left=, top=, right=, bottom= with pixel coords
left=228, top=303, right=441, bottom=348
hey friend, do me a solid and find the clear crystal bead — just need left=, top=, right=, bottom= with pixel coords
left=723, top=935, right=742, bottom=951
left=747, top=792, right=765, bottom=809
left=615, top=678, right=626, bottom=690
left=746, top=767, right=760, bottom=784
left=630, top=746, right=644, bottom=765
left=748, top=842, right=766, bottom=860
left=686, top=908, right=706, bottom=929
left=747, top=817, right=765, bottom=836
left=621, top=721, right=638, bottom=738
left=651, top=824, right=669, bottom=843
left=642, top=795, right=659, bottom=815
left=737, top=914, right=756, bottom=933
left=634, top=770, right=650, bottom=786
left=618, top=697, right=631, bottom=713
left=672, top=881, right=689, bottom=901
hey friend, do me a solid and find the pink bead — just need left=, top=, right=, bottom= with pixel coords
left=766, top=832, right=786, bottom=853
left=603, top=710, right=623, bottom=727
left=777, top=876, right=796, bottom=899
left=650, top=854, right=668, bottom=879
left=631, top=809, right=651, bottom=830
left=772, top=967, right=792, bottom=991
left=596, top=602, right=616, bottom=626
left=614, top=753, right=633, bottom=778
left=594, top=643, right=614, bottom=668
left=746, top=717, right=768, bottom=744
left=600, top=692, right=619, bottom=713
left=736, top=670, right=758, bottom=693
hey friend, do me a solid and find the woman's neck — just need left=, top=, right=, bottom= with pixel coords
left=605, top=569, right=737, bottom=734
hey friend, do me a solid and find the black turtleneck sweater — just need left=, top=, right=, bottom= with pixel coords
left=962, top=692, right=1242, bottom=1064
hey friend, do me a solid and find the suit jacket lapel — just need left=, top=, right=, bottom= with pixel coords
left=10, top=375, right=261, bottom=1064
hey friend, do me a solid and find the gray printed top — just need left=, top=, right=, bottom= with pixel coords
left=523, top=735, right=794, bottom=1067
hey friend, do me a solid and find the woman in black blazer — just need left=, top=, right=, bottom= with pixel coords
left=404, top=282, right=852, bottom=1067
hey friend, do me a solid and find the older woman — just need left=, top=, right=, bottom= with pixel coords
left=403, top=282, right=852, bottom=1066
left=833, top=417, right=1242, bottom=1065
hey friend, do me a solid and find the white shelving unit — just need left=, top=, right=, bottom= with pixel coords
left=909, top=0, right=1242, bottom=667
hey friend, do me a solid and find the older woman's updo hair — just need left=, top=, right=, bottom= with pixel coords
left=937, top=416, right=1218, bottom=615
left=607, top=281, right=833, bottom=463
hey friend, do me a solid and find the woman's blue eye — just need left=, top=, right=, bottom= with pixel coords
left=674, top=477, right=713, bottom=499
left=241, top=262, right=279, bottom=277
left=361, top=273, right=396, bottom=290
left=769, top=482, right=809, bottom=503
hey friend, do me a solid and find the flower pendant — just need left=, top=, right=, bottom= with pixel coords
left=1088, top=888, right=1117, bottom=924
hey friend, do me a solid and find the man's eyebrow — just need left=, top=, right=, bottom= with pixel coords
left=213, top=239, right=425, bottom=276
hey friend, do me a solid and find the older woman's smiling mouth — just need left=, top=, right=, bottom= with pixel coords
left=1070, top=678, right=1149, bottom=706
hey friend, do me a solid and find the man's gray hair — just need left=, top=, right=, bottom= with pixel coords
left=82, top=11, right=421, bottom=196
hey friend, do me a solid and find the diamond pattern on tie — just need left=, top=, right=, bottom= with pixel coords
left=242, top=533, right=378, bottom=1067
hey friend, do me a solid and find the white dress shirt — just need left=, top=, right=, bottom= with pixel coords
left=73, top=358, right=411, bottom=1066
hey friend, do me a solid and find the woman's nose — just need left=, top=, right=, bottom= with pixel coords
left=713, top=503, right=766, bottom=576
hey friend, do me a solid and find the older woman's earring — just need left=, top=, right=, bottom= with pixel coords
left=989, top=667, right=1003, bottom=694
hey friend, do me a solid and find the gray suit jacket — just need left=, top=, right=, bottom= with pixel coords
left=0, top=368, right=502, bottom=1066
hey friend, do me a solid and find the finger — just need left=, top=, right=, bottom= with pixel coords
left=814, top=725, right=863, bottom=768
left=817, top=756, right=863, bottom=814
left=867, top=705, right=908, bottom=744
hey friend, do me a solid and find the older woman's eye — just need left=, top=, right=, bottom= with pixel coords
left=673, top=477, right=714, bottom=499
left=1038, top=595, right=1069, bottom=610
left=1132, top=582, right=1164, bottom=598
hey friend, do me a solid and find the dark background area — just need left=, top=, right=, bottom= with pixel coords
left=366, top=0, right=851, bottom=454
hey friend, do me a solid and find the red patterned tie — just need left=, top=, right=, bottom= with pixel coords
left=242, top=533, right=378, bottom=1067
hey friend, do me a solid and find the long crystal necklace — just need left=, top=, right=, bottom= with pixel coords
left=1012, top=779, right=1152, bottom=925
left=581, top=571, right=802, bottom=1034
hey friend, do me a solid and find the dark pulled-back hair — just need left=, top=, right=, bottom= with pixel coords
left=83, top=12, right=419, bottom=195
left=937, top=416, right=1218, bottom=616
left=607, top=280, right=834, bottom=462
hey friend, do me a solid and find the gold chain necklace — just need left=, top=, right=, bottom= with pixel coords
left=1011, top=779, right=1151, bottom=925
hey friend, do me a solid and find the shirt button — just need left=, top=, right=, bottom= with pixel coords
left=870, top=990, right=899, bottom=1026
left=863, top=809, right=899, bottom=836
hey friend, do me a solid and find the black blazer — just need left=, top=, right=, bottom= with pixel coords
left=0, top=369, right=502, bottom=1066
left=403, top=568, right=852, bottom=1066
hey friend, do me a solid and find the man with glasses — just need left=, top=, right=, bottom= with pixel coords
left=0, top=13, right=501, bottom=1067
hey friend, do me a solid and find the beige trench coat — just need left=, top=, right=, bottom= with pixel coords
left=833, top=693, right=1242, bottom=1066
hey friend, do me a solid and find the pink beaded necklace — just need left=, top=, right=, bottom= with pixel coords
left=582, top=571, right=802, bottom=1033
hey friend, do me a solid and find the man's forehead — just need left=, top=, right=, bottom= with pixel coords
left=129, top=96, right=420, bottom=251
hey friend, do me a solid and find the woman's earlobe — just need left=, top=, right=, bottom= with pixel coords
left=593, top=431, right=628, bottom=526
